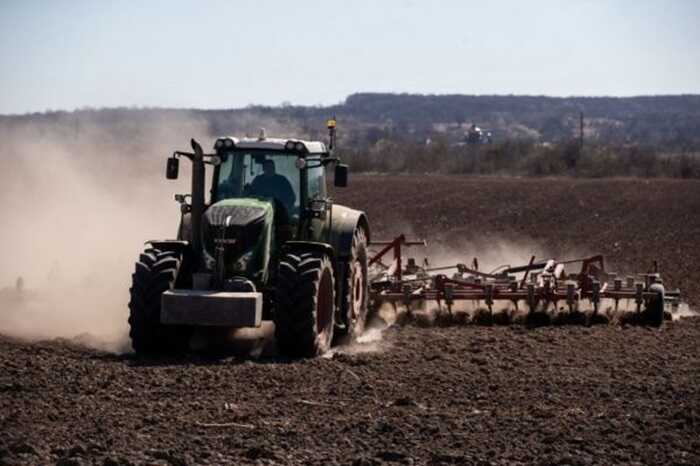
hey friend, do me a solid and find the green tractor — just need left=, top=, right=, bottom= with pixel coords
left=128, top=121, right=370, bottom=357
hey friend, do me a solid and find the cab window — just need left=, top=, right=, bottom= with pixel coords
left=215, top=151, right=300, bottom=217
left=307, top=157, right=326, bottom=200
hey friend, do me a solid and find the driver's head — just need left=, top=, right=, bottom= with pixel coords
left=262, top=159, right=275, bottom=176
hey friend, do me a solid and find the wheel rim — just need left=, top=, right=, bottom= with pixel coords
left=316, top=268, right=333, bottom=339
left=351, top=260, right=365, bottom=322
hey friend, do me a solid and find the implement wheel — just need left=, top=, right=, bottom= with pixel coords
left=644, top=283, right=665, bottom=327
left=275, top=251, right=335, bottom=357
left=128, top=248, right=191, bottom=354
left=337, top=228, right=369, bottom=340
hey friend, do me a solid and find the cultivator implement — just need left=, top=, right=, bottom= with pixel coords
left=368, top=236, right=681, bottom=325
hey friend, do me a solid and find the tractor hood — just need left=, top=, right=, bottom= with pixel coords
left=202, top=198, right=274, bottom=283
left=204, top=198, right=271, bottom=230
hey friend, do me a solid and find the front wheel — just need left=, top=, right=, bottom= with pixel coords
left=128, top=248, right=190, bottom=354
left=274, top=251, right=335, bottom=357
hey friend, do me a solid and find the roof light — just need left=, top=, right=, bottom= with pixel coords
left=285, top=140, right=295, bottom=151
left=294, top=142, right=305, bottom=152
left=223, top=138, right=234, bottom=148
left=214, top=139, right=225, bottom=149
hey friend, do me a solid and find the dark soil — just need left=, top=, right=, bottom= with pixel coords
left=2, top=176, right=699, bottom=465
left=1, top=320, right=699, bottom=465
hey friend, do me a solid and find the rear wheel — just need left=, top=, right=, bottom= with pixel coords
left=128, top=248, right=191, bottom=354
left=274, top=251, right=335, bottom=357
left=337, top=229, right=369, bottom=340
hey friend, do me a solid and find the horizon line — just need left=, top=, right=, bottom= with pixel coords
left=2, top=92, right=700, bottom=117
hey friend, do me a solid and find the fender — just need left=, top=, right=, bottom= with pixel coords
left=145, top=240, right=191, bottom=255
left=282, top=241, right=335, bottom=259
left=328, top=204, right=370, bottom=260
left=147, top=211, right=192, bottom=255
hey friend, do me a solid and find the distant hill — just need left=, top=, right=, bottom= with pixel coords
left=340, top=93, right=700, bottom=148
left=2, top=93, right=700, bottom=151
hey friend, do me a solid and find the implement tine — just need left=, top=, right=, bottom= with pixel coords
left=519, top=255, right=537, bottom=289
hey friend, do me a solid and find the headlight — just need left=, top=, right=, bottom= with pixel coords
left=233, top=250, right=255, bottom=272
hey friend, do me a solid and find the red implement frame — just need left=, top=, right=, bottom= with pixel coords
left=368, top=236, right=668, bottom=315
left=369, top=235, right=427, bottom=283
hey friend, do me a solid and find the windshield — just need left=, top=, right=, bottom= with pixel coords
left=215, top=151, right=300, bottom=216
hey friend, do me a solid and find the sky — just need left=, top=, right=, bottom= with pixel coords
left=0, top=0, right=699, bottom=115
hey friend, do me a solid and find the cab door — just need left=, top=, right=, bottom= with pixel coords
left=305, top=158, right=331, bottom=242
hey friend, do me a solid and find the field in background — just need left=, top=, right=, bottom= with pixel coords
left=341, top=141, right=700, bottom=178
left=333, top=175, right=700, bottom=307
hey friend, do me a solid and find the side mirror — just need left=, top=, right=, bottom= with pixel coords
left=166, top=157, right=179, bottom=179
left=334, top=163, right=348, bottom=187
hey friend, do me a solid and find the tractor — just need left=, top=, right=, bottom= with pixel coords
left=128, top=120, right=370, bottom=357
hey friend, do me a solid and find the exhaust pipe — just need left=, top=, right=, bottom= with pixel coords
left=190, top=138, right=206, bottom=270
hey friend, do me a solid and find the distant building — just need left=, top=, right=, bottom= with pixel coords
left=466, top=124, right=493, bottom=144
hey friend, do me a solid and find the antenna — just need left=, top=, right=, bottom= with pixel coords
left=327, top=115, right=337, bottom=151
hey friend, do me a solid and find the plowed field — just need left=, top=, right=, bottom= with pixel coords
left=1, top=176, right=699, bottom=466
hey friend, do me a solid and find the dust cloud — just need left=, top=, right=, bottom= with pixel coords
left=0, top=110, right=310, bottom=352
left=425, top=238, right=549, bottom=275
left=0, top=111, right=211, bottom=352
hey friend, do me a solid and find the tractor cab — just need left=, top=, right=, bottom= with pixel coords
left=186, top=134, right=346, bottom=286
left=210, top=134, right=345, bottom=232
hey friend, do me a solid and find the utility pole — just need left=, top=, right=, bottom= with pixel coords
left=579, top=111, right=584, bottom=151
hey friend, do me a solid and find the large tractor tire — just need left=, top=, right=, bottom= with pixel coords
left=274, top=251, right=335, bottom=357
left=128, top=248, right=190, bottom=354
left=337, top=228, right=369, bottom=340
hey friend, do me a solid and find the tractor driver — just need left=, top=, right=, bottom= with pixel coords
left=249, top=159, right=296, bottom=215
